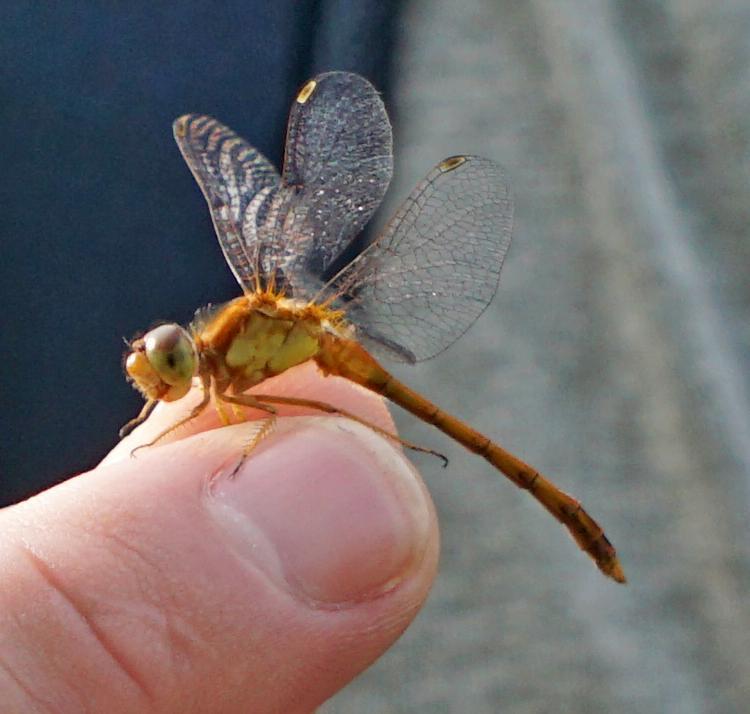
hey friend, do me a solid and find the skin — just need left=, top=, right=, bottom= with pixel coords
left=0, top=362, right=439, bottom=713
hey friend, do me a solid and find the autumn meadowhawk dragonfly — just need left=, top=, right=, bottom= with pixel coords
left=122, top=72, right=625, bottom=583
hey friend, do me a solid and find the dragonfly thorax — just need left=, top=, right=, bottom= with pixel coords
left=193, top=294, right=345, bottom=395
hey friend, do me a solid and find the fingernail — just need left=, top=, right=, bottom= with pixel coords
left=206, top=419, right=431, bottom=604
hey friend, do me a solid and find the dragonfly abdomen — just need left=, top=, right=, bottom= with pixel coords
left=316, top=332, right=625, bottom=583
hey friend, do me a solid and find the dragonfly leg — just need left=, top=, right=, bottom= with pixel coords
left=217, top=392, right=278, bottom=416
left=119, top=399, right=157, bottom=439
left=212, top=381, right=235, bottom=425
left=222, top=416, right=278, bottom=479
left=241, top=416, right=277, bottom=454
left=215, top=393, right=280, bottom=477
left=130, top=377, right=211, bottom=456
left=250, top=393, right=449, bottom=466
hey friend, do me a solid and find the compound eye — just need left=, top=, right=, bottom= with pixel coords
left=144, top=324, right=196, bottom=386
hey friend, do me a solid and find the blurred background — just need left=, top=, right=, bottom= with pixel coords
left=2, top=1, right=749, bottom=712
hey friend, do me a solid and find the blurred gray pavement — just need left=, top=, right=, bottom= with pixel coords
left=326, top=1, right=750, bottom=712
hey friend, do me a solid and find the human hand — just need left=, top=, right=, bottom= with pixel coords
left=0, top=363, right=439, bottom=713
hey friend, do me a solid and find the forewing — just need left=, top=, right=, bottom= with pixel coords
left=173, top=114, right=281, bottom=292
left=329, top=156, right=514, bottom=362
left=260, top=72, right=393, bottom=295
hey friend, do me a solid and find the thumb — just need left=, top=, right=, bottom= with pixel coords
left=0, top=408, right=438, bottom=712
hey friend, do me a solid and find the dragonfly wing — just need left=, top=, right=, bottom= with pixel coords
left=328, top=155, right=514, bottom=363
left=173, top=114, right=281, bottom=292
left=257, top=72, right=393, bottom=296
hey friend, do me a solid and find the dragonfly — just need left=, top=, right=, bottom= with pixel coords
left=122, top=71, right=625, bottom=584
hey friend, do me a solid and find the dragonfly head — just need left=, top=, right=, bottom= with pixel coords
left=125, top=324, right=197, bottom=402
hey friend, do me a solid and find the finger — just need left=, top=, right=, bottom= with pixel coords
left=0, top=417, right=438, bottom=713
